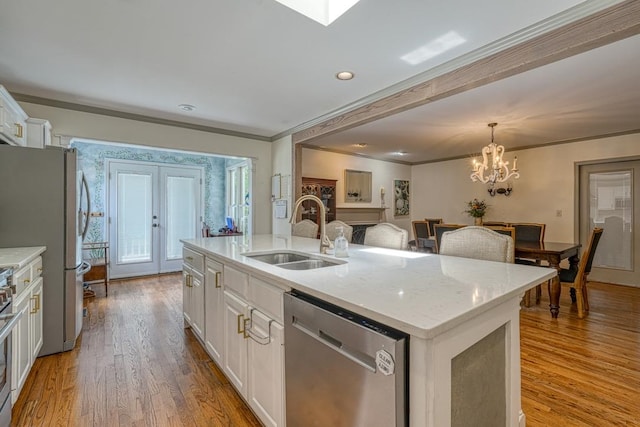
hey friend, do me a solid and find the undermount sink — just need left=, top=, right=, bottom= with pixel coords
left=244, top=251, right=344, bottom=270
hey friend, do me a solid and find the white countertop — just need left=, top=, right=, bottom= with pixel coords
left=0, top=246, right=46, bottom=270
left=182, top=235, right=556, bottom=339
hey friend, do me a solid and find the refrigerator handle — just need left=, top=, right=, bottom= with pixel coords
left=81, top=173, right=91, bottom=240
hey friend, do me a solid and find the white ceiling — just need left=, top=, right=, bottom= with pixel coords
left=1, top=0, right=638, bottom=163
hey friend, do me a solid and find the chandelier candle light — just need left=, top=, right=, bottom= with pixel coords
left=470, top=123, right=519, bottom=194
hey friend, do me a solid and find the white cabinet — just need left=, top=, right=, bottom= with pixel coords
left=11, top=256, right=44, bottom=404
left=182, top=248, right=204, bottom=340
left=204, top=259, right=224, bottom=366
left=25, top=118, right=52, bottom=148
left=0, top=85, right=27, bottom=146
left=223, top=290, right=249, bottom=396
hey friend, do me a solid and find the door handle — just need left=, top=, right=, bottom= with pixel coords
left=152, top=224, right=159, bottom=228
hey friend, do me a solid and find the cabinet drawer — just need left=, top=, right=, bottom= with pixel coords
left=13, top=265, right=32, bottom=297
left=249, top=277, right=284, bottom=324
left=183, top=247, right=204, bottom=272
left=224, top=265, right=248, bottom=298
left=30, top=257, right=43, bottom=280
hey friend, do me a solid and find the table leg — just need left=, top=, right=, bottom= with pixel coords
left=548, top=257, right=562, bottom=318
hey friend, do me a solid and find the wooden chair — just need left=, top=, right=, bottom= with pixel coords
left=292, top=219, right=319, bottom=238
left=439, top=226, right=514, bottom=263
left=363, top=223, right=409, bottom=250
left=424, top=218, right=443, bottom=237
left=559, top=227, right=603, bottom=318
left=511, top=223, right=546, bottom=305
left=325, top=220, right=353, bottom=243
left=483, top=221, right=510, bottom=227
left=433, top=224, right=466, bottom=253
left=409, top=220, right=431, bottom=252
left=484, top=225, right=516, bottom=240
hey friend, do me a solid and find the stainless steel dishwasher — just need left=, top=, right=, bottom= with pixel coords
left=284, top=290, right=408, bottom=427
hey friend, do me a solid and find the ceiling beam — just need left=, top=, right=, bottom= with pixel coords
left=293, top=0, right=640, bottom=144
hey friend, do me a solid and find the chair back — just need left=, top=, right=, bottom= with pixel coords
left=292, top=219, right=319, bottom=238
left=433, top=224, right=466, bottom=253
left=511, top=223, right=545, bottom=243
left=483, top=221, right=509, bottom=227
left=364, top=223, right=409, bottom=250
left=582, top=227, right=604, bottom=276
left=325, top=220, right=353, bottom=243
left=412, top=220, right=430, bottom=241
left=424, top=218, right=443, bottom=237
left=485, top=225, right=516, bottom=240
left=439, top=226, right=514, bottom=263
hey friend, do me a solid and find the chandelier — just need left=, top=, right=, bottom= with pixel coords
left=470, top=123, right=519, bottom=188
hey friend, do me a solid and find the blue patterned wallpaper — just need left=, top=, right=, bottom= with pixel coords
left=72, top=141, right=234, bottom=245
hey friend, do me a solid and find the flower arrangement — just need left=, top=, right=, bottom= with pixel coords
left=464, top=198, right=488, bottom=218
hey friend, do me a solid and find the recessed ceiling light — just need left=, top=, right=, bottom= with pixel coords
left=178, top=104, right=196, bottom=112
left=354, top=143, right=367, bottom=148
left=336, top=71, right=354, bottom=81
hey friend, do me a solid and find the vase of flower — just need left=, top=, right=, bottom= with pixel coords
left=464, top=199, right=488, bottom=225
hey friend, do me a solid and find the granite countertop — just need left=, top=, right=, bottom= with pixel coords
left=0, top=247, right=46, bottom=270
left=181, top=235, right=556, bottom=339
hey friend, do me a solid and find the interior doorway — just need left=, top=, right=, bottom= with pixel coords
left=107, top=160, right=203, bottom=278
left=579, top=159, right=640, bottom=287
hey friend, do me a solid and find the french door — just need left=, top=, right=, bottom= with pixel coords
left=108, top=160, right=203, bottom=279
left=579, top=159, right=640, bottom=286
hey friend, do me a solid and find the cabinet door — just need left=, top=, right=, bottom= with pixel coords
left=247, top=309, right=285, bottom=427
left=11, top=294, right=30, bottom=403
left=182, top=266, right=192, bottom=326
left=190, top=269, right=205, bottom=339
left=204, top=260, right=224, bottom=366
left=30, top=278, right=43, bottom=361
left=223, top=291, right=248, bottom=397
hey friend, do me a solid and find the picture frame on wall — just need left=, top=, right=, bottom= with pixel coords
left=394, top=179, right=410, bottom=217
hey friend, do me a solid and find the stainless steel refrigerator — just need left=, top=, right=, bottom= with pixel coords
left=0, top=144, right=90, bottom=355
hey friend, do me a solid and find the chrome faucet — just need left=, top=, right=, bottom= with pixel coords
left=291, top=195, right=332, bottom=254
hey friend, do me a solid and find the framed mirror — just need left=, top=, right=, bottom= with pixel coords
left=344, top=169, right=372, bottom=202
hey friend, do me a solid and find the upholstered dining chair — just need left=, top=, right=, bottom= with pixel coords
left=512, top=223, right=546, bottom=305
left=483, top=221, right=510, bottom=227
left=325, top=220, right=353, bottom=243
left=559, top=227, right=603, bottom=318
left=424, top=218, right=443, bottom=237
left=292, top=219, right=319, bottom=238
left=439, top=226, right=514, bottom=263
left=363, top=223, right=409, bottom=250
left=409, top=220, right=431, bottom=252
left=433, top=224, right=466, bottom=253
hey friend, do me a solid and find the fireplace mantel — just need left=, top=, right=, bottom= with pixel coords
left=335, top=207, right=388, bottom=225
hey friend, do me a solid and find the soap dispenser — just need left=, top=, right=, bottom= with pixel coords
left=334, top=226, right=349, bottom=258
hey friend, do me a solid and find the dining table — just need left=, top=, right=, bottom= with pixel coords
left=514, top=240, right=581, bottom=318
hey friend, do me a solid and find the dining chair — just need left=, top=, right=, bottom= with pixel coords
left=559, top=227, right=603, bottom=318
left=292, top=219, right=319, bottom=238
left=424, top=218, right=443, bottom=237
left=433, top=224, right=466, bottom=253
left=511, top=223, right=546, bottom=305
left=325, top=220, right=353, bottom=243
left=484, top=225, right=516, bottom=240
left=483, top=221, right=509, bottom=227
left=363, top=223, right=409, bottom=250
left=439, top=226, right=514, bottom=263
left=409, top=220, right=431, bottom=252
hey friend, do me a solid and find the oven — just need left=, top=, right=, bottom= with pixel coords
left=0, top=268, right=21, bottom=426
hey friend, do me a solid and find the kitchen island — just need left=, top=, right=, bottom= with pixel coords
left=181, top=234, right=556, bottom=427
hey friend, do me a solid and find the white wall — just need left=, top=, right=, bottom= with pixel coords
left=272, top=135, right=293, bottom=235
left=302, top=148, right=412, bottom=232
left=411, top=133, right=640, bottom=242
left=20, top=102, right=273, bottom=234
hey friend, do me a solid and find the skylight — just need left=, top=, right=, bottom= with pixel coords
left=401, top=31, right=466, bottom=65
left=274, top=0, right=361, bottom=26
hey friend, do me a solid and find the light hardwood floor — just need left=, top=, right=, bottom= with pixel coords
left=11, top=275, right=640, bottom=426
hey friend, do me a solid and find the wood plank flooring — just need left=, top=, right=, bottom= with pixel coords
left=11, top=275, right=640, bottom=426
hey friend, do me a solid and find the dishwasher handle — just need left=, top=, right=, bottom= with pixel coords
left=292, top=316, right=377, bottom=373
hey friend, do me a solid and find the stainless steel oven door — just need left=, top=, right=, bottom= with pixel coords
left=0, top=306, right=22, bottom=424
